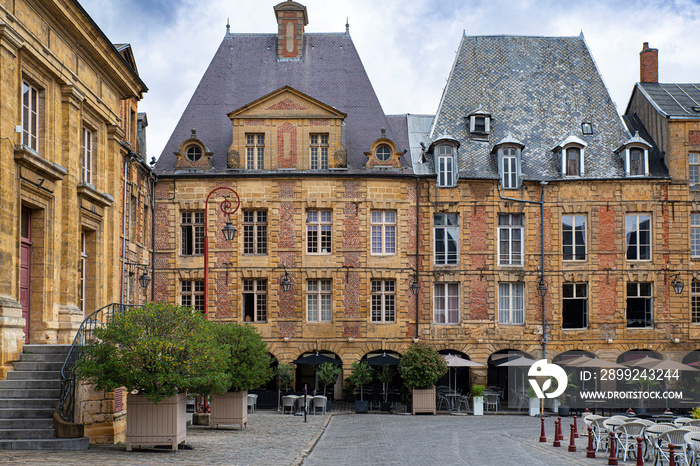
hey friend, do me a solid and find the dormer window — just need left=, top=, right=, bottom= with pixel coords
left=468, top=111, right=491, bottom=139
left=493, top=134, right=524, bottom=190
left=186, top=145, right=202, bottom=162
left=614, top=132, right=651, bottom=177
left=553, top=135, right=587, bottom=177
left=473, top=116, right=488, bottom=133
left=437, top=145, right=455, bottom=187
left=565, top=147, right=581, bottom=176
left=630, top=148, right=644, bottom=176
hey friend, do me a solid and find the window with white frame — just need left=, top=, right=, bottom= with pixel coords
left=433, top=213, right=459, bottom=265
left=437, top=145, right=455, bottom=187
left=371, top=211, right=396, bottom=255
left=565, top=147, right=581, bottom=176
left=693, top=281, right=700, bottom=324
left=181, top=211, right=204, bottom=255
left=626, top=282, right=652, bottom=328
left=181, top=280, right=205, bottom=312
left=502, top=147, right=518, bottom=189
left=22, top=81, right=39, bottom=150
left=79, top=231, right=87, bottom=314
left=82, top=127, right=93, bottom=184
left=310, top=134, right=329, bottom=170
left=371, top=280, right=395, bottom=322
left=469, top=114, right=490, bottom=136
left=243, top=279, right=267, bottom=322
left=626, top=214, right=651, bottom=260
left=243, top=210, right=267, bottom=255
left=562, top=283, right=587, bottom=329
left=562, top=215, right=586, bottom=261
left=498, top=282, right=524, bottom=324
left=246, top=134, right=265, bottom=169
left=692, top=214, right=700, bottom=258
left=691, top=153, right=700, bottom=190
left=433, top=282, right=459, bottom=324
left=307, top=210, right=332, bottom=254
left=307, top=279, right=332, bottom=322
left=498, top=213, right=523, bottom=265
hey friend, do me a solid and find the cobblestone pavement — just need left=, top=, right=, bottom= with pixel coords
left=0, top=410, right=330, bottom=465
left=304, top=414, right=649, bottom=466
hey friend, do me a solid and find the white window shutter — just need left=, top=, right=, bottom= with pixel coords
left=469, top=116, right=475, bottom=132
left=484, top=117, right=490, bottom=133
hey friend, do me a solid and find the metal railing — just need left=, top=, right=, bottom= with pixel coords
left=59, top=303, right=142, bottom=423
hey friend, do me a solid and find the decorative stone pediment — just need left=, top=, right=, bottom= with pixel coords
left=227, top=86, right=346, bottom=121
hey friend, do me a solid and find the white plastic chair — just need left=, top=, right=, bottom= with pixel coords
left=591, top=418, right=610, bottom=453
left=675, top=417, right=694, bottom=427
left=282, top=395, right=296, bottom=414
left=312, top=395, right=327, bottom=415
left=247, top=394, right=258, bottom=414
left=644, top=423, right=675, bottom=461
left=616, top=421, right=645, bottom=462
left=484, top=393, right=499, bottom=412
left=684, top=432, right=700, bottom=466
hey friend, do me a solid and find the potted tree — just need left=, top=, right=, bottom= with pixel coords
left=472, top=384, right=485, bottom=415
left=377, top=366, right=395, bottom=411
left=209, top=322, right=273, bottom=429
left=398, top=343, right=448, bottom=415
left=75, top=302, right=229, bottom=451
left=526, top=386, right=540, bottom=416
left=276, top=363, right=294, bottom=410
left=348, top=361, right=373, bottom=413
left=316, top=362, right=341, bottom=412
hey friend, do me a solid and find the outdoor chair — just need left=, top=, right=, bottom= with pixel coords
left=684, top=426, right=700, bottom=433
left=484, top=393, right=499, bottom=412
left=369, top=392, right=382, bottom=410
left=676, top=417, right=695, bottom=427
left=282, top=395, right=296, bottom=414
left=312, top=396, right=327, bottom=415
left=616, top=421, right=646, bottom=462
left=684, top=432, right=700, bottom=466
left=656, top=429, right=690, bottom=466
left=456, top=394, right=470, bottom=413
left=436, top=393, right=450, bottom=411
left=297, top=396, right=312, bottom=413
left=687, top=420, right=700, bottom=428
left=247, top=394, right=258, bottom=414
left=644, top=423, right=675, bottom=461
left=583, top=414, right=603, bottom=429
left=591, top=418, right=611, bottom=453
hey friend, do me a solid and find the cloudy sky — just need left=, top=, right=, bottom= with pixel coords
left=78, top=0, right=700, bottom=161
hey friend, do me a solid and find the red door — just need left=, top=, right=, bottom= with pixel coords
left=20, top=208, right=31, bottom=344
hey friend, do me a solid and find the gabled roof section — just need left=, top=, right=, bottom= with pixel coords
left=621, top=114, right=669, bottom=178
left=633, top=83, right=700, bottom=119
left=428, top=34, right=636, bottom=181
left=227, top=86, right=347, bottom=119
left=114, top=43, right=139, bottom=76
left=156, top=32, right=404, bottom=174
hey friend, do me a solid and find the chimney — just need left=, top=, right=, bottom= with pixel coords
left=274, top=1, right=308, bottom=60
left=639, top=42, right=658, bottom=84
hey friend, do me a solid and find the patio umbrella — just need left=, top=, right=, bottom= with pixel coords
left=560, top=355, right=596, bottom=367
left=575, top=357, right=626, bottom=392
left=362, top=352, right=400, bottom=366
left=442, top=354, right=484, bottom=392
left=292, top=352, right=341, bottom=366
left=622, top=355, right=662, bottom=368
left=496, top=356, right=536, bottom=395
left=637, top=359, right=698, bottom=408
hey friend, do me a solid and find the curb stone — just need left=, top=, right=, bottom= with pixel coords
left=292, top=413, right=335, bottom=466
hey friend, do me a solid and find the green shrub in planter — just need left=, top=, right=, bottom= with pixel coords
left=75, top=302, right=229, bottom=403
left=212, top=322, right=273, bottom=391
left=348, top=361, right=373, bottom=401
left=398, top=343, right=448, bottom=389
left=276, top=363, right=294, bottom=392
left=317, top=362, right=341, bottom=397
left=472, top=384, right=485, bottom=397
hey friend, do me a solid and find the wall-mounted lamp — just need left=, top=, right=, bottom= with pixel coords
left=280, top=265, right=292, bottom=293
left=537, top=278, right=548, bottom=297
left=410, top=275, right=420, bottom=295
left=671, top=273, right=684, bottom=295
left=221, top=216, right=237, bottom=241
left=138, top=270, right=151, bottom=289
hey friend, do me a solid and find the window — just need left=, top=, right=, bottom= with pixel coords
left=376, top=144, right=391, bottom=162
left=626, top=214, right=651, bottom=260
left=80, top=231, right=87, bottom=314
left=433, top=213, right=459, bottom=265
left=243, top=279, right=267, bottom=322
left=693, top=214, right=700, bottom=258
left=498, top=213, right=523, bottom=265
left=371, top=280, right=395, bottom=322
left=565, top=147, right=581, bottom=176
left=562, top=215, right=586, bottom=261
left=246, top=134, right=265, bottom=169
left=307, top=279, right=332, bottom=322
left=243, top=210, right=267, bottom=255
left=498, top=282, right=524, bottom=324
left=186, top=145, right=202, bottom=162
left=181, top=211, right=204, bottom=255
left=310, top=134, right=329, bottom=170
left=437, top=145, right=455, bottom=187
left=143, top=204, right=149, bottom=246
left=371, top=211, right=396, bottom=255
left=502, top=148, right=518, bottom=189
left=307, top=210, right=332, bottom=254
left=626, top=282, right=652, bottom=328
left=562, top=283, right=587, bottom=329
left=691, top=153, right=700, bottom=190
left=629, top=148, right=644, bottom=176
left=469, top=114, right=490, bottom=135
left=82, top=128, right=93, bottom=184
left=693, top=281, right=700, bottom=324
left=581, top=122, right=593, bottom=135
left=434, top=282, right=459, bottom=324
left=22, top=81, right=39, bottom=150
left=181, top=280, right=205, bottom=312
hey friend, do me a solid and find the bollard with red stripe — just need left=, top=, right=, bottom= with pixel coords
left=568, top=423, right=577, bottom=452
left=557, top=416, right=564, bottom=441
left=669, top=443, right=676, bottom=466
left=636, top=436, right=644, bottom=466
left=608, top=431, right=618, bottom=465
left=573, top=415, right=579, bottom=438
left=586, top=426, right=595, bottom=458
left=539, top=417, right=546, bottom=442
left=553, top=420, right=561, bottom=447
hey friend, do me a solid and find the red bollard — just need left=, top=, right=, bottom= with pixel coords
left=553, top=420, right=561, bottom=447
left=608, top=431, right=618, bottom=465
left=669, top=443, right=676, bottom=466
left=557, top=416, right=563, bottom=441
left=573, top=415, right=579, bottom=438
left=539, top=417, right=547, bottom=442
left=636, top=436, right=644, bottom=466
left=587, top=426, right=596, bottom=458
left=568, top=423, right=577, bottom=452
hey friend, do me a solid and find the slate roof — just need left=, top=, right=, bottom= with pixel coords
left=633, top=83, right=700, bottom=119
left=156, top=32, right=409, bottom=175
left=621, top=114, right=669, bottom=177
left=427, top=34, right=667, bottom=181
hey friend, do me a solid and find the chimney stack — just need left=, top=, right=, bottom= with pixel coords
left=274, top=1, right=308, bottom=60
left=640, top=42, right=658, bottom=84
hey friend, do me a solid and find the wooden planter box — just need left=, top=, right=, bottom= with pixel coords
left=210, top=390, right=248, bottom=429
left=126, top=393, right=186, bottom=452
left=412, top=387, right=436, bottom=415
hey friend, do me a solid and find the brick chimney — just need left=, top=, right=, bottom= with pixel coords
left=274, top=1, right=308, bottom=60
left=639, top=42, right=658, bottom=84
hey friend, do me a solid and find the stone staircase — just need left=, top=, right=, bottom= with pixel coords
left=0, top=344, right=89, bottom=450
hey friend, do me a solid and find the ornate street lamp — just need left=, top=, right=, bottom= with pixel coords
left=537, top=278, right=548, bottom=297
left=410, top=275, right=420, bottom=295
left=138, top=270, right=151, bottom=289
left=671, top=273, right=684, bottom=295
left=281, top=267, right=292, bottom=293
left=222, top=218, right=238, bottom=241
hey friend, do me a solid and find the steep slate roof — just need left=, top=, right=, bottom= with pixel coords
left=156, top=32, right=409, bottom=175
left=427, top=34, right=667, bottom=181
left=633, top=83, right=700, bottom=119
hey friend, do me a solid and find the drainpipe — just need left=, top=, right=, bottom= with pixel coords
left=497, top=181, right=547, bottom=360
left=415, top=176, right=420, bottom=340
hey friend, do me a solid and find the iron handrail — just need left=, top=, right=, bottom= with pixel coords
left=58, top=303, right=142, bottom=423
